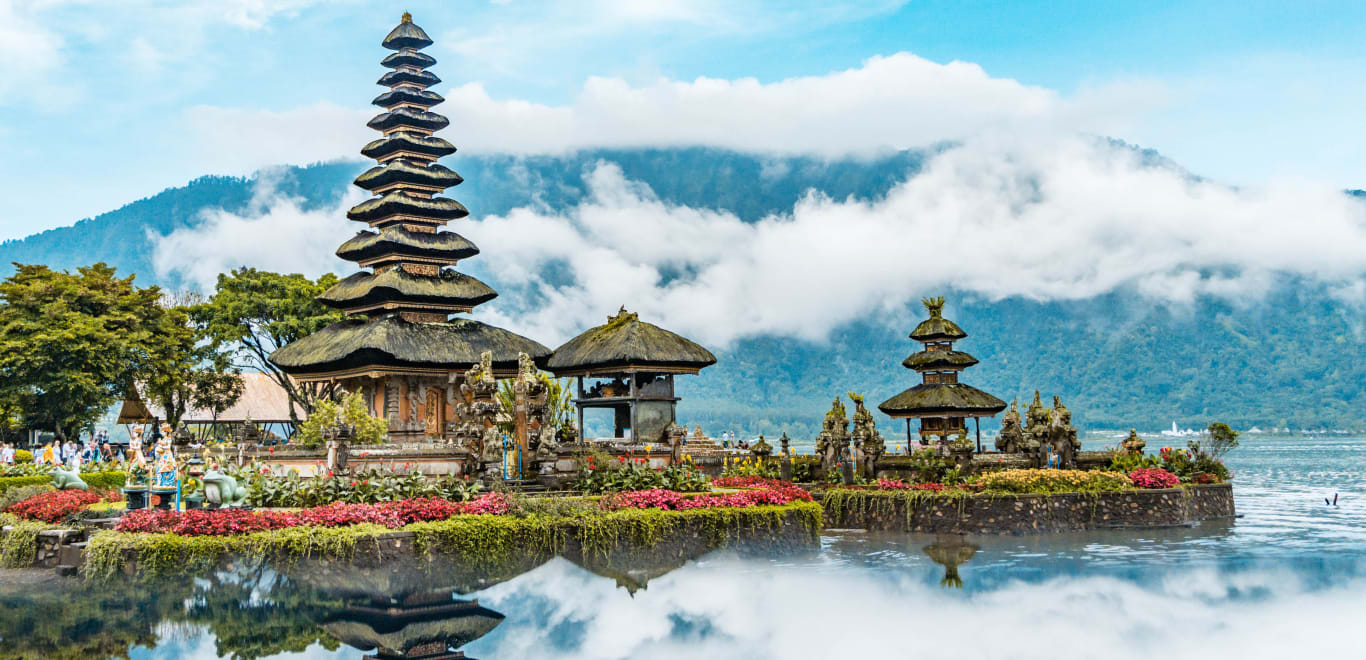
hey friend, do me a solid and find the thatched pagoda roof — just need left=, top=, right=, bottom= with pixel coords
left=361, top=132, right=456, bottom=161
left=878, top=383, right=1006, bottom=418
left=902, top=350, right=979, bottom=371
left=373, top=87, right=444, bottom=109
left=318, top=268, right=496, bottom=310
left=337, top=227, right=478, bottom=264
left=378, top=69, right=441, bottom=88
left=909, top=296, right=967, bottom=342
left=382, top=13, right=434, bottom=50
left=381, top=50, right=435, bottom=70
left=354, top=160, right=462, bottom=192
left=347, top=191, right=468, bottom=223
left=547, top=307, right=716, bottom=376
left=321, top=601, right=502, bottom=655
left=270, top=316, right=550, bottom=377
left=367, top=107, right=450, bottom=133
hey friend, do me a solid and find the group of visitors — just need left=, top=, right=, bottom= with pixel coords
left=718, top=430, right=752, bottom=450
left=14, top=430, right=123, bottom=469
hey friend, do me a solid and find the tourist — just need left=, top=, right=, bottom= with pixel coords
left=0, top=443, right=13, bottom=464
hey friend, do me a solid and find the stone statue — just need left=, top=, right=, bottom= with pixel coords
left=815, top=397, right=850, bottom=474
left=666, top=422, right=687, bottom=461
left=201, top=469, right=249, bottom=508
left=1121, top=429, right=1147, bottom=455
left=1022, top=390, right=1048, bottom=455
left=848, top=392, right=885, bottom=477
left=996, top=400, right=1025, bottom=453
left=1045, top=396, right=1078, bottom=469
left=50, top=467, right=88, bottom=491
left=750, top=434, right=773, bottom=458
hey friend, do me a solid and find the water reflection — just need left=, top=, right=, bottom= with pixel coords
left=922, top=535, right=979, bottom=588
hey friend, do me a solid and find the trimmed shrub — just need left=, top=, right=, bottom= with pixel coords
left=4, top=489, right=118, bottom=523
left=14, top=450, right=32, bottom=464
left=975, top=469, right=1132, bottom=494
left=0, top=484, right=55, bottom=511
left=0, top=475, right=52, bottom=494
left=1129, top=468, right=1180, bottom=489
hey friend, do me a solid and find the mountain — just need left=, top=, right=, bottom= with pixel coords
left=3, top=147, right=1364, bottom=439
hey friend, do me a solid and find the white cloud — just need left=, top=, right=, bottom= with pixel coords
left=179, top=51, right=1156, bottom=174
left=476, top=557, right=1366, bottom=660
left=152, top=132, right=1366, bottom=347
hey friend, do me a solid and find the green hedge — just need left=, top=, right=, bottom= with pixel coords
left=0, top=471, right=126, bottom=495
left=83, top=502, right=823, bottom=581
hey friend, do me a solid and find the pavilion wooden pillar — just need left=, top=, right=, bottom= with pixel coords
left=975, top=417, right=982, bottom=453
left=628, top=373, right=638, bottom=442
left=576, top=377, right=586, bottom=443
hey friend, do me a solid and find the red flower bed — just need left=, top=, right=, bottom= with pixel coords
left=601, top=482, right=811, bottom=512
left=114, top=493, right=511, bottom=536
left=1129, top=468, right=1180, bottom=489
left=5, top=489, right=118, bottom=523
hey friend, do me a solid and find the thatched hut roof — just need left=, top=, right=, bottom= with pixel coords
left=117, top=373, right=301, bottom=424
left=382, top=13, right=434, bottom=50
left=346, top=191, right=467, bottom=224
left=361, top=132, right=456, bottom=161
left=270, top=316, right=550, bottom=377
left=353, top=160, right=462, bottom=192
left=547, top=307, right=716, bottom=376
left=877, top=383, right=1006, bottom=418
left=366, top=107, right=450, bottom=133
left=902, top=350, right=979, bottom=371
left=336, top=227, right=478, bottom=264
left=317, top=268, right=496, bottom=311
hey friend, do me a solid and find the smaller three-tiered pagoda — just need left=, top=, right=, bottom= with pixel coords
left=878, top=297, right=1006, bottom=449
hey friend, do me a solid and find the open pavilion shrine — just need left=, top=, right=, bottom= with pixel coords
left=878, top=297, right=1006, bottom=450
left=547, top=308, right=715, bottom=444
left=270, top=14, right=550, bottom=441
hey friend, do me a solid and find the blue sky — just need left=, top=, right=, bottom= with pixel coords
left=3, top=0, right=1366, bottom=241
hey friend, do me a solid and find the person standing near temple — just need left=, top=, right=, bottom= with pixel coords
left=0, top=443, right=13, bottom=464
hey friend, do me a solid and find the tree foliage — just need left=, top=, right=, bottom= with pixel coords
left=293, top=390, right=388, bottom=447
left=141, top=300, right=243, bottom=428
left=0, top=263, right=164, bottom=440
left=190, top=267, right=342, bottom=423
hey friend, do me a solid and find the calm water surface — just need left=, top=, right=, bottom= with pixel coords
left=1, top=435, right=1362, bottom=660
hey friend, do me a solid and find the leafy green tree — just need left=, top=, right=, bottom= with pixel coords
left=1202, top=421, right=1241, bottom=459
left=293, top=390, right=387, bottom=447
left=141, top=303, right=244, bottom=429
left=0, top=263, right=162, bottom=442
left=190, top=268, right=342, bottom=423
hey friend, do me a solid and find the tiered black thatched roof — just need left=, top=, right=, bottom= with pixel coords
left=270, top=14, right=549, bottom=379
left=548, top=307, right=716, bottom=376
left=879, top=297, right=1005, bottom=420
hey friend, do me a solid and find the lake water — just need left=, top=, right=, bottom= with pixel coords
left=1, top=435, right=1362, bottom=660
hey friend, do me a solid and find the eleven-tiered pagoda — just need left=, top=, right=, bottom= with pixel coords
left=271, top=14, right=550, bottom=440
left=878, top=297, right=1005, bottom=449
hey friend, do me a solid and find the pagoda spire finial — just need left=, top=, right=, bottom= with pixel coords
left=402, top=11, right=412, bottom=23
left=922, top=296, right=946, bottom=319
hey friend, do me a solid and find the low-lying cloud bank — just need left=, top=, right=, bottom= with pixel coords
left=153, top=132, right=1366, bottom=347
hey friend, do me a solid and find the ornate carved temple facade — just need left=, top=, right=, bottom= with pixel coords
left=270, top=14, right=550, bottom=442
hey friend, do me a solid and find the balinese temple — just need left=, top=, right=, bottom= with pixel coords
left=547, top=307, right=715, bottom=443
left=878, top=297, right=1006, bottom=449
left=271, top=14, right=550, bottom=440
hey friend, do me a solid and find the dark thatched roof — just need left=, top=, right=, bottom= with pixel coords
left=382, top=15, right=433, bottom=50
left=547, top=307, right=716, bottom=376
left=318, top=268, right=496, bottom=310
left=902, top=350, right=979, bottom=371
left=337, top=227, right=478, bottom=264
left=372, top=87, right=444, bottom=109
left=878, top=383, right=1006, bottom=418
left=361, top=132, right=456, bottom=161
left=367, top=107, right=450, bottom=132
left=381, top=50, right=435, bottom=70
left=377, top=69, right=440, bottom=88
left=354, top=160, right=462, bottom=192
left=322, top=602, right=503, bottom=655
left=910, top=316, right=967, bottom=342
left=347, top=191, right=468, bottom=223
left=270, top=316, right=551, bottom=375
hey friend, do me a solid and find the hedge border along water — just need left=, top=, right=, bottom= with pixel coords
left=0, top=471, right=127, bottom=494
left=82, top=501, right=823, bottom=581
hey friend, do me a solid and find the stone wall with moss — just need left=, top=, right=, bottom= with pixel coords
left=821, top=483, right=1233, bottom=535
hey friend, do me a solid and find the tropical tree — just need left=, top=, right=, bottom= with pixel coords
left=190, top=268, right=342, bottom=423
left=0, top=263, right=162, bottom=441
left=140, top=303, right=243, bottom=429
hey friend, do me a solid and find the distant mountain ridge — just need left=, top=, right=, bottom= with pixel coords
left=4, top=147, right=1366, bottom=438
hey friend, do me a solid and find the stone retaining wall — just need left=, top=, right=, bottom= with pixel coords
left=822, top=483, right=1234, bottom=535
